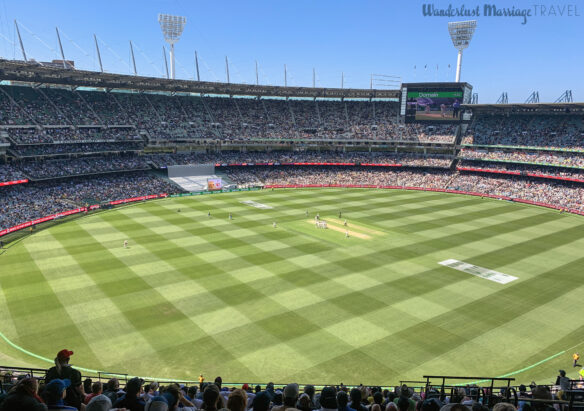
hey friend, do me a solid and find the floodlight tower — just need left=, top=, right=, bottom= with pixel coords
left=448, top=20, right=477, bottom=82
left=158, top=14, right=186, bottom=80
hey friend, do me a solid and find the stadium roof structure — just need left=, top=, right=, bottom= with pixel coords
left=463, top=102, right=584, bottom=114
left=2, top=59, right=579, bottom=112
left=0, top=59, right=400, bottom=99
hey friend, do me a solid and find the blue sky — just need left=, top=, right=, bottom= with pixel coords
left=0, top=0, right=582, bottom=103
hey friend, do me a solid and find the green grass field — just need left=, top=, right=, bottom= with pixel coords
left=1, top=188, right=583, bottom=385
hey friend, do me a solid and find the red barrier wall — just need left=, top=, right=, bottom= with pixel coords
left=0, top=179, right=29, bottom=187
left=457, top=167, right=584, bottom=183
left=0, top=207, right=86, bottom=237
left=0, top=193, right=168, bottom=237
left=214, top=162, right=400, bottom=167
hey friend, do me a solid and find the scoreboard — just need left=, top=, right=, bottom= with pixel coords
left=401, top=82, right=472, bottom=123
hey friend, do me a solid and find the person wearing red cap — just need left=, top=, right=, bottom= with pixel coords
left=45, top=349, right=83, bottom=410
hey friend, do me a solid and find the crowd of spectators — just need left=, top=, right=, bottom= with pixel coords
left=147, top=152, right=454, bottom=168
left=459, top=149, right=584, bottom=168
left=7, top=127, right=141, bottom=144
left=457, top=161, right=584, bottom=181
left=402, top=124, right=457, bottom=143
left=2, top=150, right=454, bottom=184
left=449, top=172, right=584, bottom=211
left=5, top=85, right=584, bottom=149
left=1, top=86, right=460, bottom=142
left=463, top=115, right=584, bottom=149
left=16, top=156, right=148, bottom=180
left=11, top=142, right=144, bottom=157
left=0, top=86, right=131, bottom=126
left=224, top=167, right=453, bottom=189
left=3, top=162, right=583, bottom=232
left=0, top=86, right=66, bottom=125
left=0, top=164, right=26, bottom=182
left=143, top=97, right=455, bottom=143
left=0, top=172, right=181, bottom=231
left=0, top=365, right=578, bottom=411
left=223, top=167, right=584, bottom=212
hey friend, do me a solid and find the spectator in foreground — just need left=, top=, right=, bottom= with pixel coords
left=298, top=393, right=313, bottom=411
left=492, top=404, right=516, bottom=411
left=447, top=405, right=471, bottom=411
left=303, top=385, right=316, bottom=409
left=145, top=395, right=169, bottom=411
left=272, top=390, right=283, bottom=407
left=372, top=392, right=383, bottom=410
left=359, top=387, right=369, bottom=408
left=555, top=370, right=570, bottom=400
left=350, top=389, right=368, bottom=411
left=471, top=404, right=487, bottom=411
left=394, top=386, right=414, bottom=411
left=143, top=382, right=159, bottom=403
left=214, top=377, right=222, bottom=390
left=319, top=387, right=338, bottom=411
left=227, top=389, right=248, bottom=411
left=45, top=350, right=83, bottom=410
left=397, top=397, right=410, bottom=411
left=103, top=378, right=120, bottom=405
left=84, top=382, right=102, bottom=405
left=273, top=384, right=299, bottom=411
left=114, top=377, right=145, bottom=411
left=421, top=398, right=441, bottom=411
left=201, top=384, right=222, bottom=411
left=251, top=391, right=271, bottom=411
left=41, top=379, right=77, bottom=411
left=185, top=387, right=202, bottom=409
left=337, top=390, right=357, bottom=411
left=163, top=384, right=195, bottom=411
left=517, top=385, right=530, bottom=399
left=0, top=377, right=47, bottom=411
left=526, top=386, right=554, bottom=411
left=83, top=380, right=93, bottom=399
left=85, top=394, right=112, bottom=411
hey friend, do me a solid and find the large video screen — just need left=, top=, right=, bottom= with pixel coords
left=405, top=89, right=463, bottom=122
left=207, top=178, right=222, bottom=191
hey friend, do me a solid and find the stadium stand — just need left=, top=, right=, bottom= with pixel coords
left=18, top=156, right=150, bottom=180
left=0, top=172, right=181, bottom=232
left=10, top=142, right=142, bottom=157
left=146, top=152, right=454, bottom=168
left=0, top=163, right=26, bottom=182
left=0, top=76, right=583, bottom=235
left=0, top=85, right=458, bottom=143
left=6, top=126, right=141, bottom=144
left=462, top=114, right=584, bottom=149
left=458, top=149, right=584, bottom=168
left=223, top=167, right=584, bottom=212
left=457, top=161, right=584, bottom=182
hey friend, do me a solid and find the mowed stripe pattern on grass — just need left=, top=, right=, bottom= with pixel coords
left=1, top=188, right=583, bottom=384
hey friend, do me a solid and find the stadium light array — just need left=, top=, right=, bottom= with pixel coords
left=448, top=20, right=477, bottom=82
left=158, top=14, right=187, bottom=80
